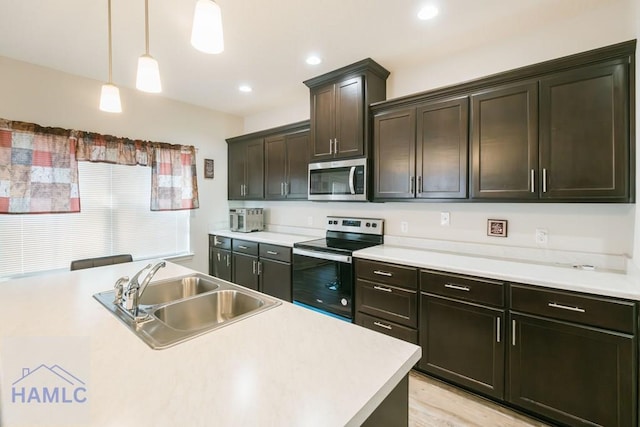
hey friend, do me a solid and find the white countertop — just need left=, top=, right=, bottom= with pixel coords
left=0, top=261, right=420, bottom=426
left=210, top=230, right=316, bottom=247
left=354, top=245, right=640, bottom=301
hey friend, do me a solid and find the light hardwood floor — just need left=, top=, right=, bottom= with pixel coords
left=408, top=371, right=552, bottom=427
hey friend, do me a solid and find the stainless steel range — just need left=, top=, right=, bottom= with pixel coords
left=292, top=216, right=384, bottom=321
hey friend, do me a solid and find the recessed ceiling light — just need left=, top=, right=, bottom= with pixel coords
left=306, top=55, right=322, bottom=65
left=239, top=85, right=252, bottom=93
left=417, top=5, right=439, bottom=20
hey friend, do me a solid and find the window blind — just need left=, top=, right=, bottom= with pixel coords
left=0, top=162, right=190, bottom=278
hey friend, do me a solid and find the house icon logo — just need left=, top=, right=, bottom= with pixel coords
left=11, top=364, right=88, bottom=404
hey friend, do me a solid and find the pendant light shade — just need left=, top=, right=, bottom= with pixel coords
left=136, top=54, right=162, bottom=93
left=99, top=0, right=122, bottom=113
left=191, top=0, right=224, bottom=54
left=136, top=0, right=162, bottom=93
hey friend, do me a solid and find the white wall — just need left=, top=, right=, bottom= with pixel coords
left=0, top=56, right=243, bottom=274
left=242, top=1, right=638, bottom=266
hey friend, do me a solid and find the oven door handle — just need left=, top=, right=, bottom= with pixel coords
left=293, top=247, right=352, bottom=264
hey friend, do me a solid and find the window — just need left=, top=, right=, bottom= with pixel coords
left=0, top=162, right=190, bottom=278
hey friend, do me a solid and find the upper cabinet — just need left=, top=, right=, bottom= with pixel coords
left=227, top=121, right=310, bottom=201
left=371, top=40, right=635, bottom=203
left=304, top=58, right=390, bottom=161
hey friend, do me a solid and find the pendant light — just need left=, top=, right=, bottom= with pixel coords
left=136, top=0, right=162, bottom=93
left=190, top=0, right=224, bottom=54
left=99, top=0, right=122, bottom=113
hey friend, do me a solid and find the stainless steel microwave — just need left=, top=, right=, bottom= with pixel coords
left=308, top=158, right=367, bottom=201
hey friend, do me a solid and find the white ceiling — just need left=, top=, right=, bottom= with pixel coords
left=0, top=0, right=612, bottom=117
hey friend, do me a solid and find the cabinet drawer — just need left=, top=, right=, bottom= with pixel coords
left=356, top=312, right=418, bottom=344
left=210, top=234, right=231, bottom=250
left=510, top=284, right=636, bottom=334
left=421, top=270, right=504, bottom=307
left=356, top=279, right=417, bottom=328
left=356, top=259, right=418, bottom=290
left=232, top=239, right=259, bottom=255
left=259, top=244, right=291, bottom=263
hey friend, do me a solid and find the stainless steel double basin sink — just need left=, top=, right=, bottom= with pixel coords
left=93, top=273, right=281, bottom=349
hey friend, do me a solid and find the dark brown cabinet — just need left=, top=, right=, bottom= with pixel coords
left=265, top=129, right=309, bottom=200
left=470, top=81, right=539, bottom=200
left=232, top=239, right=259, bottom=291
left=509, top=284, right=637, bottom=426
left=355, top=259, right=418, bottom=344
left=209, top=235, right=232, bottom=281
left=227, top=137, right=264, bottom=200
left=419, top=270, right=505, bottom=400
left=539, top=60, right=630, bottom=201
left=305, top=58, right=389, bottom=161
left=372, top=97, right=468, bottom=200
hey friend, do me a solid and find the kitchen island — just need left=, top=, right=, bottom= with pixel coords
left=0, top=261, right=421, bottom=426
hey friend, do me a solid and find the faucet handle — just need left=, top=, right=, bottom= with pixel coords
left=114, top=276, right=129, bottom=305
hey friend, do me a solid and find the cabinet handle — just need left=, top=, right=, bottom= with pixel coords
left=417, top=176, right=422, bottom=194
left=217, top=252, right=221, bottom=262
left=530, top=169, right=535, bottom=193
left=329, top=139, right=333, bottom=155
left=409, top=176, right=415, bottom=194
left=281, top=182, right=284, bottom=196
left=373, top=285, right=393, bottom=293
left=238, top=245, right=249, bottom=250
left=496, top=317, right=501, bottom=343
left=252, top=260, right=257, bottom=274
left=444, top=283, right=470, bottom=292
left=266, top=250, right=279, bottom=255
left=334, top=138, right=338, bottom=154
left=542, top=168, right=547, bottom=193
left=548, top=302, right=585, bottom=313
left=226, top=255, right=231, bottom=267
left=284, top=182, right=289, bottom=196
left=374, top=321, right=393, bottom=330
left=512, top=320, right=516, bottom=346
left=257, top=261, right=262, bottom=275
left=214, top=236, right=220, bottom=246
left=373, top=270, right=393, bottom=277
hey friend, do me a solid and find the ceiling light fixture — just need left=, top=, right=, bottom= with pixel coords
left=136, top=0, right=162, bottom=93
left=99, top=0, right=122, bottom=113
left=306, top=55, right=322, bottom=65
left=238, top=85, right=252, bottom=93
left=191, top=0, right=224, bottom=54
left=417, top=4, right=439, bottom=20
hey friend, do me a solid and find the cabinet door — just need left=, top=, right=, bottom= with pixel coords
left=310, top=83, right=335, bottom=160
left=285, top=131, right=309, bottom=199
left=210, top=248, right=231, bottom=281
left=509, top=313, right=635, bottom=426
left=419, top=294, right=505, bottom=399
left=539, top=60, right=629, bottom=201
left=265, top=134, right=287, bottom=200
left=417, top=97, right=468, bottom=199
left=227, top=141, right=245, bottom=200
left=260, top=258, right=291, bottom=301
left=335, top=76, right=364, bottom=158
left=233, top=253, right=259, bottom=291
left=471, top=82, right=538, bottom=199
left=245, top=138, right=264, bottom=199
left=372, top=107, right=416, bottom=199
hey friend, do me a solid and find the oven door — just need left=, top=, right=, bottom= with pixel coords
left=292, top=248, right=353, bottom=321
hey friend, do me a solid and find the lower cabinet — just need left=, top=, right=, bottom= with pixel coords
left=233, top=252, right=259, bottom=291
left=508, top=284, right=637, bottom=426
left=259, top=243, right=292, bottom=301
left=419, top=270, right=505, bottom=400
left=209, top=235, right=232, bottom=281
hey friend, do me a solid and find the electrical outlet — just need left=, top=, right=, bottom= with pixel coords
left=535, top=228, right=548, bottom=245
left=440, top=212, right=450, bottom=226
left=400, top=221, right=409, bottom=233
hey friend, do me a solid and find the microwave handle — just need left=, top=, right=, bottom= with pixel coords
left=349, top=166, right=356, bottom=195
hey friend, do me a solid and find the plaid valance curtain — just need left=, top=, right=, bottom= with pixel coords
left=0, top=119, right=80, bottom=213
left=0, top=118, right=199, bottom=214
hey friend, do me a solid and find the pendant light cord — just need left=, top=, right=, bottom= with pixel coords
left=144, top=0, right=150, bottom=54
left=107, top=0, right=113, bottom=83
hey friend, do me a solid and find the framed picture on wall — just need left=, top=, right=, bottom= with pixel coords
left=204, top=159, right=214, bottom=179
left=487, top=219, right=507, bottom=237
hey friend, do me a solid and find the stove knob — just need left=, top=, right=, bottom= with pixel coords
left=366, top=222, right=371, bottom=227
left=372, top=223, right=377, bottom=228
left=341, top=298, right=348, bottom=306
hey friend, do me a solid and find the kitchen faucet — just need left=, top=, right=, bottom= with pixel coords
left=114, top=261, right=166, bottom=321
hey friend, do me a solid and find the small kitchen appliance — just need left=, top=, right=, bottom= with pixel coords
left=229, top=208, right=264, bottom=232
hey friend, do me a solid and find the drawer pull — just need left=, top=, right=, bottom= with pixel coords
left=496, top=317, right=501, bottom=343
left=373, top=270, right=393, bottom=277
left=238, top=245, right=249, bottom=250
left=374, top=321, right=393, bottom=330
left=373, top=285, right=393, bottom=293
left=548, top=302, right=585, bottom=313
left=512, top=320, right=516, bottom=346
left=266, top=250, right=279, bottom=255
left=444, top=283, right=470, bottom=292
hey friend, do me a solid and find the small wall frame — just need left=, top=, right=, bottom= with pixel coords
left=204, top=159, right=214, bottom=179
